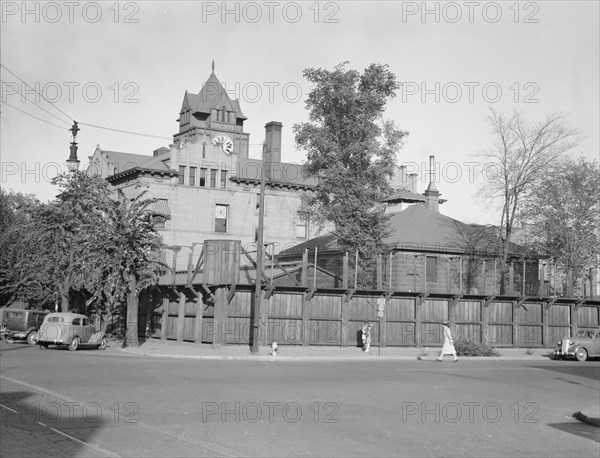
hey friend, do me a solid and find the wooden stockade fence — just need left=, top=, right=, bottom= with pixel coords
left=137, top=288, right=600, bottom=349
left=136, top=240, right=600, bottom=348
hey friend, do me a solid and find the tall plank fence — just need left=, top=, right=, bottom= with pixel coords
left=138, top=286, right=600, bottom=349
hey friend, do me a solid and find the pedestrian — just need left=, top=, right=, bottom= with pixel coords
left=437, top=321, right=458, bottom=362
left=362, top=322, right=372, bottom=352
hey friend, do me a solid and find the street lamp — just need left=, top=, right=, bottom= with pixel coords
left=66, top=121, right=80, bottom=172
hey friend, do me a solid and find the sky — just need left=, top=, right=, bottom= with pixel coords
left=1, top=0, right=598, bottom=225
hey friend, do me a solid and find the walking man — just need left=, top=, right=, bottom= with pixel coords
left=437, top=321, right=458, bottom=362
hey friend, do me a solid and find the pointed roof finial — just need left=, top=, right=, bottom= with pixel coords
left=212, top=60, right=215, bottom=74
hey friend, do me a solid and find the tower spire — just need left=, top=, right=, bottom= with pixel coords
left=212, top=59, right=215, bottom=74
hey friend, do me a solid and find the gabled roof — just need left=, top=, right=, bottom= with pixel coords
left=102, top=150, right=151, bottom=173
left=100, top=148, right=171, bottom=179
left=184, top=72, right=247, bottom=120
left=138, top=152, right=170, bottom=171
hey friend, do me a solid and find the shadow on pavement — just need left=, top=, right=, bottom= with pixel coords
left=0, top=342, right=37, bottom=352
left=531, top=364, right=600, bottom=381
left=1, top=389, right=110, bottom=457
left=547, top=422, right=600, bottom=443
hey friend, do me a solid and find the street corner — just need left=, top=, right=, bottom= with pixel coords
left=573, top=407, right=600, bottom=428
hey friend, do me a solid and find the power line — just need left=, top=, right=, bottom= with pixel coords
left=1, top=63, right=73, bottom=123
left=79, top=122, right=172, bottom=140
left=1, top=101, right=71, bottom=130
left=0, top=78, right=72, bottom=127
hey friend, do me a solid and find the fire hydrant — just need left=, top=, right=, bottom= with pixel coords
left=270, top=341, right=279, bottom=356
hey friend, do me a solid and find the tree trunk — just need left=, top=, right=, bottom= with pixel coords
left=59, top=277, right=72, bottom=312
left=59, top=294, right=68, bottom=312
left=123, top=278, right=139, bottom=347
left=566, top=268, right=574, bottom=298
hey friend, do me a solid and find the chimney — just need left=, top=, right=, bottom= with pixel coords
left=153, top=146, right=169, bottom=157
left=264, top=121, right=282, bottom=181
left=423, top=155, right=440, bottom=212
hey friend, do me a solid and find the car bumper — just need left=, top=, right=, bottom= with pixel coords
left=554, top=348, right=575, bottom=357
left=37, top=339, right=65, bottom=344
left=2, top=331, right=28, bottom=340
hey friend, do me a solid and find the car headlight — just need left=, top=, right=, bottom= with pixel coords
left=568, top=340, right=575, bottom=345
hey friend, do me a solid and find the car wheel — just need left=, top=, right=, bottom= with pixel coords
left=26, top=332, right=38, bottom=345
left=69, top=337, right=80, bottom=352
left=39, top=343, right=49, bottom=349
left=575, top=348, right=588, bottom=362
left=98, top=337, right=107, bottom=350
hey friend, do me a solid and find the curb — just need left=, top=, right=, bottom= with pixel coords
left=118, top=348, right=551, bottom=362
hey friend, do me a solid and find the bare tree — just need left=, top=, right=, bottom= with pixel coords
left=519, top=157, right=600, bottom=297
left=478, top=109, right=578, bottom=293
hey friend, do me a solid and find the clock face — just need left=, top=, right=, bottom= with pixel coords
left=212, top=135, right=233, bottom=154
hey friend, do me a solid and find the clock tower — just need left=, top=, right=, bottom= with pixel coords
left=174, top=62, right=250, bottom=158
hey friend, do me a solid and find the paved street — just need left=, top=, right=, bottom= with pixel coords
left=1, top=341, right=599, bottom=457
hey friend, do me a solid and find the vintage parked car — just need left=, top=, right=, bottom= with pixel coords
left=554, top=329, right=600, bottom=362
left=0, top=308, right=49, bottom=345
left=37, top=312, right=107, bottom=351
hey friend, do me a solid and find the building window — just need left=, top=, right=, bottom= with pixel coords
left=189, top=166, right=197, bottom=186
left=202, top=142, right=206, bottom=158
left=221, top=106, right=227, bottom=122
left=426, top=256, right=438, bottom=282
left=152, top=216, right=166, bottom=229
left=199, top=168, right=207, bottom=187
left=215, top=204, right=228, bottom=233
left=210, top=169, right=217, bottom=188
left=295, top=212, right=308, bottom=239
left=178, top=166, right=186, bottom=185
left=220, top=170, right=227, bottom=189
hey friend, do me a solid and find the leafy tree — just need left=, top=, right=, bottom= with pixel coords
left=477, top=109, right=578, bottom=293
left=1, top=174, right=164, bottom=345
left=519, top=156, right=600, bottom=297
left=0, top=190, right=42, bottom=307
left=87, top=189, right=165, bottom=346
left=294, top=62, right=408, bottom=287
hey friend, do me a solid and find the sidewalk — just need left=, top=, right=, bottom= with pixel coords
left=115, top=338, right=554, bottom=362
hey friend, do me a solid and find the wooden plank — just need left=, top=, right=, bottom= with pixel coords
left=542, top=302, right=549, bottom=347
left=161, top=297, right=168, bottom=341
left=213, top=287, right=227, bottom=348
left=302, top=292, right=310, bottom=347
left=194, top=293, right=203, bottom=344
left=512, top=301, right=519, bottom=348
left=177, top=292, right=185, bottom=342
left=377, top=254, right=383, bottom=290
left=341, top=295, right=348, bottom=347
left=415, top=296, right=423, bottom=346
left=342, top=252, right=348, bottom=289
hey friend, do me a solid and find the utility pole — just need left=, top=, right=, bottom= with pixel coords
left=252, top=142, right=267, bottom=354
